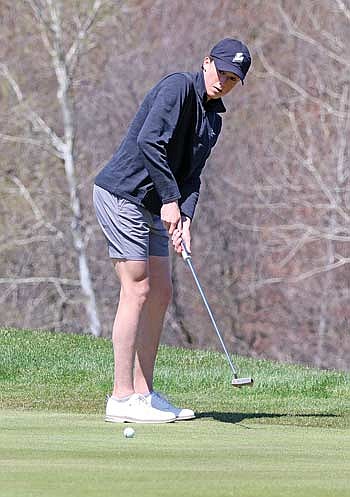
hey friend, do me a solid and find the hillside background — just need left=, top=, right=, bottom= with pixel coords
left=1, top=0, right=349, bottom=370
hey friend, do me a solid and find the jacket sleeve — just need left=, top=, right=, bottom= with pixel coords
left=179, top=175, right=201, bottom=220
left=180, top=112, right=223, bottom=219
left=136, top=74, right=191, bottom=204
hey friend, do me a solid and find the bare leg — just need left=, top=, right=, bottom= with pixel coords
left=134, top=256, right=172, bottom=394
left=112, top=259, right=150, bottom=398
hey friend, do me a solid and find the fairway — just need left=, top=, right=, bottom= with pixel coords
left=1, top=410, right=349, bottom=497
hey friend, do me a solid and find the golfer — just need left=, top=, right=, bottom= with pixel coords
left=93, top=38, right=251, bottom=423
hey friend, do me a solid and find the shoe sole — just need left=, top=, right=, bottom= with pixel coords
left=176, top=414, right=196, bottom=421
left=105, top=415, right=175, bottom=424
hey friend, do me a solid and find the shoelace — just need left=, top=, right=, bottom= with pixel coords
left=133, top=394, right=148, bottom=406
left=107, top=394, right=147, bottom=404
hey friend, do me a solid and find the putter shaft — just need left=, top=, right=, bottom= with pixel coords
left=181, top=242, right=253, bottom=387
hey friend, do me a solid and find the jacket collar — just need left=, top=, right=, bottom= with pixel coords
left=194, top=71, right=226, bottom=113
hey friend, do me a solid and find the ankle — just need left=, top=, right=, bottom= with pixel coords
left=136, top=390, right=152, bottom=397
left=134, top=382, right=152, bottom=396
left=112, top=389, right=135, bottom=400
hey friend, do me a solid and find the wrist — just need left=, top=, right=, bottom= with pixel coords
left=162, top=199, right=179, bottom=206
left=182, top=215, right=191, bottom=225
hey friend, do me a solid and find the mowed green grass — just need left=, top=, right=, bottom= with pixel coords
left=1, top=410, right=349, bottom=497
left=0, top=327, right=349, bottom=497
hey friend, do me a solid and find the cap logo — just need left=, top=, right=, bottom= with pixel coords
left=232, top=52, right=244, bottom=63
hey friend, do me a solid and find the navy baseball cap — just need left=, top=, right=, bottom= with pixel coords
left=210, top=38, right=251, bottom=84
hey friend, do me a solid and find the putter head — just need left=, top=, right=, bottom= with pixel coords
left=232, top=377, right=254, bottom=388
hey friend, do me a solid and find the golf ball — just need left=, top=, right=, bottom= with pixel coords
left=123, top=427, right=135, bottom=438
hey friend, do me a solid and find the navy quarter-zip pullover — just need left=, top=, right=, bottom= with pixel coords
left=95, top=70, right=226, bottom=219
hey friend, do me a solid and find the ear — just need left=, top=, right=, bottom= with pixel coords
left=202, top=56, right=212, bottom=70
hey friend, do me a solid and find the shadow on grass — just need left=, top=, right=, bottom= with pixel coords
left=196, top=412, right=339, bottom=424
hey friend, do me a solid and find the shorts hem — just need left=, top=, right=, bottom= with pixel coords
left=109, top=254, right=149, bottom=261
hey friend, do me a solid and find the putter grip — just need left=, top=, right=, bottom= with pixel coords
left=181, top=241, right=191, bottom=261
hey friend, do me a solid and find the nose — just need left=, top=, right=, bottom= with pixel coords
left=219, top=74, right=228, bottom=85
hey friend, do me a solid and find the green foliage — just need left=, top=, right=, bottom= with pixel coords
left=0, top=327, right=349, bottom=428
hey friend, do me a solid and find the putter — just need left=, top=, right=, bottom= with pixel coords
left=181, top=242, right=253, bottom=388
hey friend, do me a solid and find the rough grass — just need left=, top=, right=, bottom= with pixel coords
left=1, top=327, right=349, bottom=428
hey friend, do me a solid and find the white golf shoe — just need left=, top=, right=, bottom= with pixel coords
left=146, top=391, right=195, bottom=421
left=105, top=393, right=176, bottom=424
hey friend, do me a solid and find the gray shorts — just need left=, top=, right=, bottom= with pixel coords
left=93, top=185, right=169, bottom=260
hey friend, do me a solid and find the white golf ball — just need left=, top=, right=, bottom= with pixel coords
left=123, top=427, right=135, bottom=438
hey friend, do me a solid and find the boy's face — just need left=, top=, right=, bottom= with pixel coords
left=203, top=57, right=240, bottom=100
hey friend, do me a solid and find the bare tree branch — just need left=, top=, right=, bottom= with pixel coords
left=24, top=0, right=56, bottom=56
left=337, top=84, right=350, bottom=183
left=0, top=133, right=63, bottom=158
left=0, top=277, right=80, bottom=285
left=11, top=176, right=64, bottom=237
left=256, top=47, right=347, bottom=118
left=66, top=0, right=105, bottom=76
left=0, top=63, right=23, bottom=101
left=277, top=5, right=350, bottom=69
left=241, top=255, right=350, bottom=298
left=335, top=0, right=350, bottom=22
left=1, top=1, right=103, bottom=336
left=0, top=236, right=53, bottom=252
left=302, top=158, right=350, bottom=223
left=0, top=63, right=65, bottom=156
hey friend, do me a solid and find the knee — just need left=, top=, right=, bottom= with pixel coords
left=136, top=279, right=151, bottom=304
left=123, top=279, right=151, bottom=307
